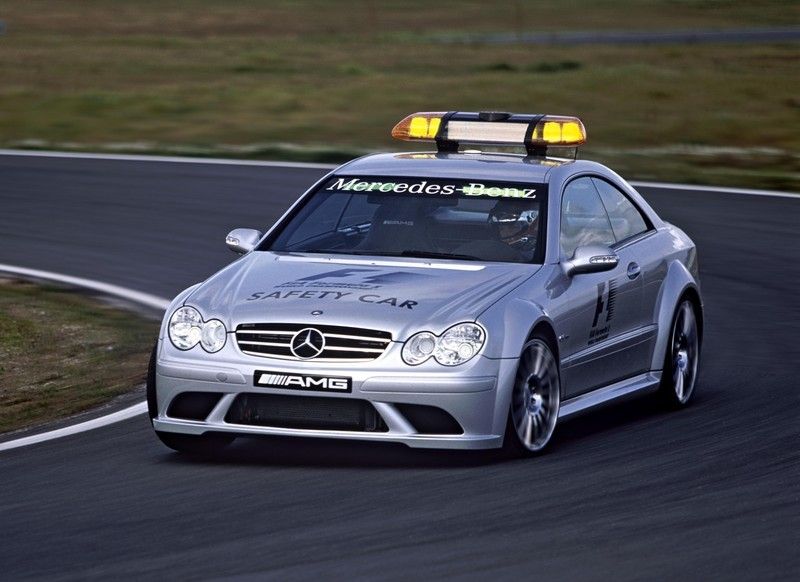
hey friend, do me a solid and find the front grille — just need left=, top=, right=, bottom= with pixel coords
left=235, top=323, right=392, bottom=361
left=225, top=393, right=388, bottom=432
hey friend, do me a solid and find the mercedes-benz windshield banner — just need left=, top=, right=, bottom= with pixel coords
left=325, top=176, right=547, bottom=199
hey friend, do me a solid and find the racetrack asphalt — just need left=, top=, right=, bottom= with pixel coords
left=0, top=154, right=798, bottom=580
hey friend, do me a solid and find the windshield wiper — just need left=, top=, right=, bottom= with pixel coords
left=292, top=249, right=481, bottom=261
left=295, top=249, right=400, bottom=257
left=400, top=250, right=482, bottom=261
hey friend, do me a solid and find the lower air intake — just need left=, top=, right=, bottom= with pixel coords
left=167, top=392, right=223, bottom=421
left=225, top=394, right=388, bottom=432
left=394, top=403, right=463, bottom=435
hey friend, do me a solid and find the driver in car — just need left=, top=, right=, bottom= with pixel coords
left=455, top=200, right=540, bottom=262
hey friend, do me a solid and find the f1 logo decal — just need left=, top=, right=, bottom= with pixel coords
left=592, top=280, right=618, bottom=328
left=299, top=268, right=375, bottom=282
left=298, top=268, right=428, bottom=285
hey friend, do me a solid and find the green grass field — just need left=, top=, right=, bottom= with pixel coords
left=0, top=280, right=157, bottom=434
left=1, top=1, right=798, bottom=188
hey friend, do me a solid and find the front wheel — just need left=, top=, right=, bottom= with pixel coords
left=146, top=342, right=158, bottom=424
left=504, top=337, right=561, bottom=455
left=659, top=299, right=700, bottom=407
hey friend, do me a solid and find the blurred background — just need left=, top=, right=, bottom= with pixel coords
left=0, top=0, right=798, bottom=189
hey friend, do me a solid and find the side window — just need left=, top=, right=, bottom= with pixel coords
left=592, top=178, right=649, bottom=243
left=560, top=177, right=616, bottom=258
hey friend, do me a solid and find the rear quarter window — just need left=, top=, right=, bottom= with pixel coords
left=591, top=178, right=650, bottom=243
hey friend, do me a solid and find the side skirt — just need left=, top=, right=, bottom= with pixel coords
left=559, top=372, right=662, bottom=420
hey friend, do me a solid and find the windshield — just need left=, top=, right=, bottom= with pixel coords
left=264, top=176, right=548, bottom=263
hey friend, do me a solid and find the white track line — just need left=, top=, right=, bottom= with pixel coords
left=0, top=403, right=148, bottom=453
left=1, top=148, right=797, bottom=198
left=0, top=264, right=170, bottom=452
left=0, top=148, right=336, bottom=170
left=0, top=264, right=170, bottom=312
left=630, top=180, right=800, bottom=200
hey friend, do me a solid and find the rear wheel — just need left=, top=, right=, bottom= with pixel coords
left=504, top=337, right=561, bottom=455
left=147, top=341, right=234, bottom=454
left=659, top=299, right=700, bottom=407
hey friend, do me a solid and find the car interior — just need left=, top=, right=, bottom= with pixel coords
left=270, top=191, right=542, bottom=262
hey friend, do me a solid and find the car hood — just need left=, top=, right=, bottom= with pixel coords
left=184, top=252, right=540, bottom=340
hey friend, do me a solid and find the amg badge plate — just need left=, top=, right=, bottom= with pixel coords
left=254, top=370, right=352, bottom=393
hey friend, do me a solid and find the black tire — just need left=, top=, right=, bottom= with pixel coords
left=659, top=299, right=700, bottom=408
left=147, top=341, right=234, bottom=454
left=503, top=336, right=561, bottom=456
left=145, top=342, right=158, bottom=424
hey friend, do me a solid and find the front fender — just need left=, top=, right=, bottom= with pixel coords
left=650, top=260, right=703, bottom=370
left=478, top=296, right=551, bottom=360
left=478, top=297, right=556, bottom=440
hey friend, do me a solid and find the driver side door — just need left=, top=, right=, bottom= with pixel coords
left=557, top=177, right=646, bottom=397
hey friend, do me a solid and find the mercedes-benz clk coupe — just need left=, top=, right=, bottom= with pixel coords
left=147, top=111, right=703, bottom=456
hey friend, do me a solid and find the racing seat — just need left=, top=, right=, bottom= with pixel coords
left=357, top=201, right=437, bottom=253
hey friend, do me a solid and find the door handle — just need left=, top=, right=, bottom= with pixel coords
left=627, top=262, right=641, bottom=280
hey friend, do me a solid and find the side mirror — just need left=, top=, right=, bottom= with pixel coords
left=562, top=244, right=619, bottom=277
left=225, top=228, right=263, bottom=254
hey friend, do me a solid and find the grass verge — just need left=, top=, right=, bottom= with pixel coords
left=0, top=1, right=798, bottom=189
left=0, top=279, right=158, bottom=434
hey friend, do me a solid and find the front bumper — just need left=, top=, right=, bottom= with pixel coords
left=152, top=339, right=517, bottom=450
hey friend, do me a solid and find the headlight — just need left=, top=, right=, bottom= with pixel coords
left=168, top=307, right=227, bottom=352
left=169, top=306, right=203, bottom=350
left=402, top=331, right=438, bottom=365
left=200, top=319, right=227, bottom=353
left=402, top=323, right=486, bottom=366
left=435, top=323, right=486, bottom=366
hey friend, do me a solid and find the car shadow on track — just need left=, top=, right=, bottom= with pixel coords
left=165, top=435, right=503, bottom=469
left=159, top=392, right=702, bottom=470
left=556, top=395, right=667, bottom=440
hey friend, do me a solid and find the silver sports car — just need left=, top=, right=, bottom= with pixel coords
left=148, top=111, right=702, bottom=455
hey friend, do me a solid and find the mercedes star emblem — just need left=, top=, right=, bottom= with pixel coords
left=290, top=328, right=326, bottom=359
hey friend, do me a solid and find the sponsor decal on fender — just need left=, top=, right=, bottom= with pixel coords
left=588, top=279, right=618, bottom=345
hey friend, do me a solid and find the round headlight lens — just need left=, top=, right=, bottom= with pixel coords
left=434, top=323, right=485, bottom=366
left=200, top=319, right=227, bottom=353
left=402, top=331, right=438, bottom=365
left=168, top=306, right=203, bottom=350
left=401, top=323, right=485, bottom=366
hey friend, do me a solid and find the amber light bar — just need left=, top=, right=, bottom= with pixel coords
left=391, top=111, right=586, bottom=154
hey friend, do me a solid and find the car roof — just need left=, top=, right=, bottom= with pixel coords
left=335, top=151, right=577, bottom=183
